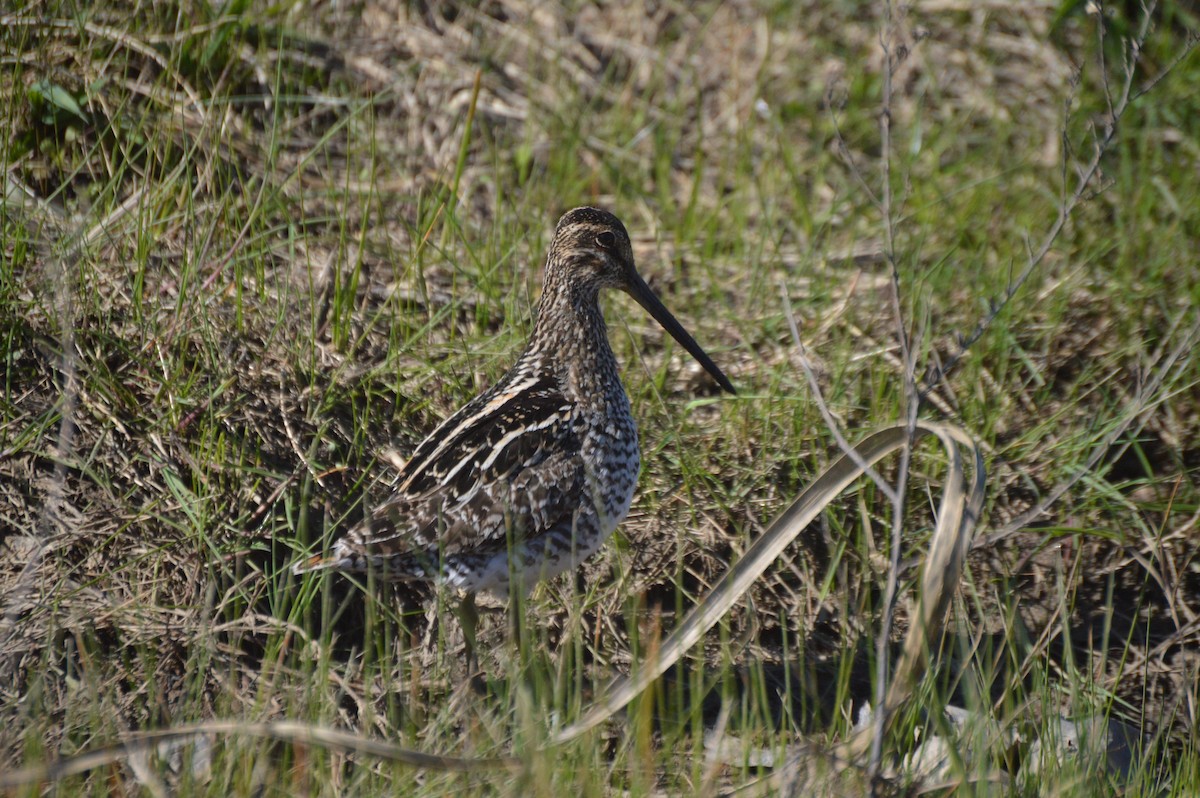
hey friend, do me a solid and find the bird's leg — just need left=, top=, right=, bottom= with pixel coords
left=508, top=590, right=522, bottom=653
left=457, top=591, right=479, bottom=676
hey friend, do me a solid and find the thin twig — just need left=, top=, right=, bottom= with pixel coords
left=870, top=0, right=920, bottom=778
left=921, top=0, right=1177, bottom=396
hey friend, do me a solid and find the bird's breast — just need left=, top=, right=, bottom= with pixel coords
left=579, top=408, right=640, bottom=532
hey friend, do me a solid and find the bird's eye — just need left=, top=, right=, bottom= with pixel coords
left=596, top=231, right=616, bottom=249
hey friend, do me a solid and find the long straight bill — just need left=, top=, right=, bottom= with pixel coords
left=626, top=274, right=736, bottom=395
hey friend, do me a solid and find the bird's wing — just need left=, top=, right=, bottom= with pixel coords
left=340, top=372, right=586, bottom=558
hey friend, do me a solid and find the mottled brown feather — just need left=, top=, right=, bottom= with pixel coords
left=345, top=371, right=583, bottom=556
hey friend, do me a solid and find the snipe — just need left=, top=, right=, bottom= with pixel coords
left=295, top=207, right=734, bottom=654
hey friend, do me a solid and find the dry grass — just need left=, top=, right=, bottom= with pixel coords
left=2, top=0, right=1199, bottom=793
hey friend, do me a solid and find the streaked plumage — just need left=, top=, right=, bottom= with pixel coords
left=295, top=207, right=734, bottom=607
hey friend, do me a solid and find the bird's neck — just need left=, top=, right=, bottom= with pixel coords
left=527, top=286, right=627, bottom=409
